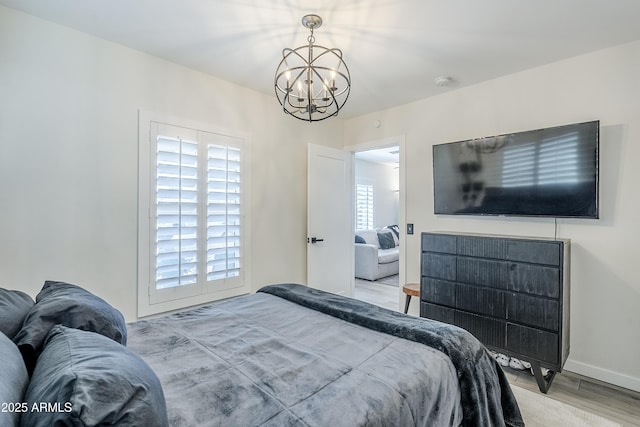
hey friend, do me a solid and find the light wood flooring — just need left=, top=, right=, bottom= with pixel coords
left=354, top=279, right=640, bottom=426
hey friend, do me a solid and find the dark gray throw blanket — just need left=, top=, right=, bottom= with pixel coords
left=258, top=284, right=524, bottom=427
left=129, top=290, right=465, bottom=426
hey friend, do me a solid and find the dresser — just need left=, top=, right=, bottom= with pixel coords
left=420, top=232, right=570, bottom=393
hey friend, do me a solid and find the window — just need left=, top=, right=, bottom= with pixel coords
left=355, top=183, right=374, bottom=230
left=138, top=114, right=250, bottom=316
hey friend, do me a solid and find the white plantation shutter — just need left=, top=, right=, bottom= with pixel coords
left=155, top=137, right=199, bottom=289
left=207, top=144, right=242, bottom=282
left=355, top=183, right=374, bottom=230
left=147, top=122, right=246, bottom=305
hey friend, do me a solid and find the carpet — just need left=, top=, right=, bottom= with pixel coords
left=511, top=385, right=622, bottom=427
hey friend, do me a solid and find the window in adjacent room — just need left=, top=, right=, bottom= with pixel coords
left=355, top=183, right=374, bottom=230
left=138, top=114, right=250, bottom=316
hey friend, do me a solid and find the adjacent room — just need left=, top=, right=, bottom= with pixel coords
left=1, top=1, right=639, bottom=426
left=353, top=145, right=400, bottom=310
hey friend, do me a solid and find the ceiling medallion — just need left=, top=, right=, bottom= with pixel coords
left=274, top=14, right=351, bottom=122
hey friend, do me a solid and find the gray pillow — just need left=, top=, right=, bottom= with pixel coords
left=13, top=280, right=127, bottom=375
left=0, top=288, right=34, bottom=340
left=385, top=224, right=400, bottom=239
left=0, top=332, right=29, bottom=427
left=377, top=231, right=395, bottom=249
left=21, top=326, right=168, bottom=427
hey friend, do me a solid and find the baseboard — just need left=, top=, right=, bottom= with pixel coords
left=564, top=359, right=640, bottom=393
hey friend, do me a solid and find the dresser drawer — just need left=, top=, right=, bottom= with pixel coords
left=456, top=257, right=509, bottom=289
left=506, top=323, right=559, bottom=365
left=455, top=311, right=505, bottom=348
left=421, top=302, right=455, bottom=324
left=508, top=263, right=560, bottom=298
left=507, top=293, right=559, bottom=331
left=507, top=240, right=561, bottom=266
left=456, top=284, right=505, bottom=318
left=457, top=235, right=508, bottom=259
left=422, top=233, right=456, bottom=254
left=421, top=278, right=456, bottom=307
left=422, top=253, right=456, bottom=280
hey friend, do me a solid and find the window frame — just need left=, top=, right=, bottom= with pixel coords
left=137, top=111, right=251, bottom=317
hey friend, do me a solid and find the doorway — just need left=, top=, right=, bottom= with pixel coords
left=349, top=137, right=405, bottom=311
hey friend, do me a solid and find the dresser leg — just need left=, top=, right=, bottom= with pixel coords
left=530, top=361, right=557, bottom=393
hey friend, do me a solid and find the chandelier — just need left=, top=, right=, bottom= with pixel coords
left=274, top=14, right=351, bottom=122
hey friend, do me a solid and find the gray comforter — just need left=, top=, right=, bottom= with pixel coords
left=128, top=284, right=522, bottom=426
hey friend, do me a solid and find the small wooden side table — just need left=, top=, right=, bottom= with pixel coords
left=402, top=283, right=420, bottom=314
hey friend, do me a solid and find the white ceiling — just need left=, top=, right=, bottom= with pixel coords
left=355, top=146, right=399, bottom=166
left=2, top=0, right=640, bottom=119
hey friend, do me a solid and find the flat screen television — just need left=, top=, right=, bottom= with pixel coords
left=433, top=120, right=599, bottom=218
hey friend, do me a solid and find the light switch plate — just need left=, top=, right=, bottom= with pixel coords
left=407, top=223, right=414, bottom=235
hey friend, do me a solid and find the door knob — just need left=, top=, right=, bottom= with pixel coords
left=309, top=237, right=324, bottom=243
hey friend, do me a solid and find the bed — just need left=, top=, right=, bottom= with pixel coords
left=127, top=283, right=524, bottom=427
left=3, top=281, right=522, bottom=426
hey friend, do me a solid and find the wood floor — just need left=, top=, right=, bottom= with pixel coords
left=354, top=279, right=640, bottom=426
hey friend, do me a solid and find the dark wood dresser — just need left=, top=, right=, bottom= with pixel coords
left=420, top=231, right=570, bottom=392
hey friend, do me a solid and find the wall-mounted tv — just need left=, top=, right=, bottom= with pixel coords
left=433, top=120, right=599, bottom=218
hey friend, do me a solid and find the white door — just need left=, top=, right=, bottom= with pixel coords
left=307, top=144, right=353, bottom=296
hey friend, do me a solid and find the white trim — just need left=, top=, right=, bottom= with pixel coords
left=137, top=110, right=251, bottom=318
left=564, top=359, right=640, bottom=393
left=344, top=135, right=405, bottom=155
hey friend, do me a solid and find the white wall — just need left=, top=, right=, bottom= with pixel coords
left=344, top=41, right=640, bottom=392
left=354, top=159, right=399, bottom=228
left=0, top=6, right=343, bottom=321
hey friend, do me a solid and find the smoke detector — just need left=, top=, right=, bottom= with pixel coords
left=434, top=76, right=453, bottom=87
